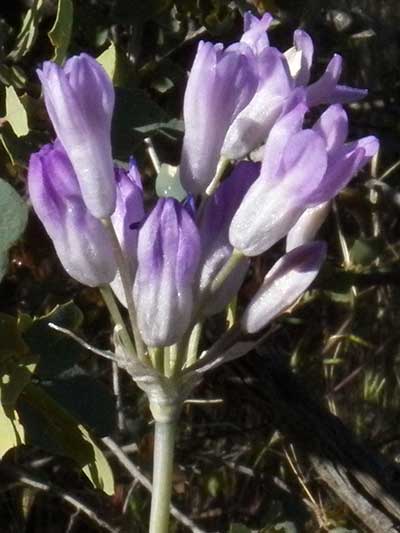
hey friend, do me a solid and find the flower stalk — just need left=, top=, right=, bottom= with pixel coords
left=149, top=419, right=178, bottom=533
left=102, top=217, right=147, bottom=363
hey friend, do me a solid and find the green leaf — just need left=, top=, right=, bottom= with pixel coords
left=112, top=87, right=169, bottom=159
left=155, top=164, right=187, bottom=201
left=0, top=406, right=25, bottom=457
left=20, top=383, right=114, bottom=494
left=8, top=0, right=44, bottom=61
left=5, top=86, right=29, bottom=137
left=0, top=313, right=28, bottom=364
left=24, top=302, right=83, bottom=378
left=349, top=237, right=385, bottom=266
left=0, top=179, right=28, bottom=282
left=48, top=0, right=73, bottom=64
left=42, top=375, right=116, bottom=437
left=97, top=42, right=117, bottom=81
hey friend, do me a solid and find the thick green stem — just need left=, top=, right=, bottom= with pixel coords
left=102, top=217, right=147, bottom=362
left=149, top=419, right=177, bottom=533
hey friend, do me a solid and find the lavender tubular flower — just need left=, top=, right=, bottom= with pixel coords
left=28, top=142, right=117, bottom=287
left=134, top=198, right=201, bottom=347
left=110, top=161, right=145, bottom=306
left=198, top=162, right=260, bottom=315
left=37, top=54, right=116, bottom=218
left=229, top=102, right=328, bottom=256
left=180, top=41, right=257, bottom=195
left=242, top=242, right=326, bottom=334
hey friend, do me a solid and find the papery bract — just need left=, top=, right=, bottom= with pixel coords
left=180, top=40, right=257, bottom=195
left=242, top=241, right=326, bottom=334
left=110, top=161, right=145, bottom=306
left=198, top=162, right=260, bottom=315
left=28, top=141, right=117, bottom=287
left=133, top=198, right=201, bottom=347
left=37, top=54, right=116, bottom=218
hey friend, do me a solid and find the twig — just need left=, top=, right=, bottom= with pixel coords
left=48, top=323, right=118, bottom=361
left=1, top=465, right=119, bottom=533
left=102, top=436, right=211, bottom=533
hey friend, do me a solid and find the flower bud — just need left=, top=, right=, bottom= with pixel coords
left=110, top=161, right=145, bottom=306
left=28, top=141, right=117, bottom=286
left=242, top=241, right=326, bottom=334
left=37, top=54, right=116, bottom=218
left=180, top=41, right=257, bottom=195
left=133, top=198, right=201, bottom=347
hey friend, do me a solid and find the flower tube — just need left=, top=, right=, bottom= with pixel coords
left=180, top=41, right=257, bottom=195
left=242, top=241, right=326, bottom=334
left=28, top=141, right=117, bottom=287
left=37, top=54, right=116, bottom=218
left=133, top=198, right=201, bottom=347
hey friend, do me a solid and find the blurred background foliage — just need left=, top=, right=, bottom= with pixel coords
left=1, top=0, right=400, bottom=532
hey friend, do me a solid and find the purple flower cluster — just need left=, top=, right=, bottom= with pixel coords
left=28, top=13, right=378, bottom=351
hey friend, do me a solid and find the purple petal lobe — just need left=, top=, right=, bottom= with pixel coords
left=241, top=12, right=273, bottom=54
left=313, top=104, right=349, bottom=155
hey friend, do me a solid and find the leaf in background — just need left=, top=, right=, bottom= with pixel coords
left=112, top=87, right=170, bottom=158
left=5, top=86, right=29, bottom=137
left=349, top=237, right=385, bottom=266
left=0, top=407, right=25, bottom=457
left=97, top=41, right=117, bottom=80
left=0, top=179, right=28, bottom=282
left=155, top=163, right=187, bottom=201
left=24, top=302, right=83, bottom=379
left=111, top=0, right=172, bottom=24
left=0, top=313, right=29, bottom=364
left=42, top=374, right=116, bottom=437
left=49, top=0, right=73, bottom=64
left=20, top=383, right=115, bottom=495
left=8, top=0, right=44, bottom=62
left=0, top=65, right=28, bottom=90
